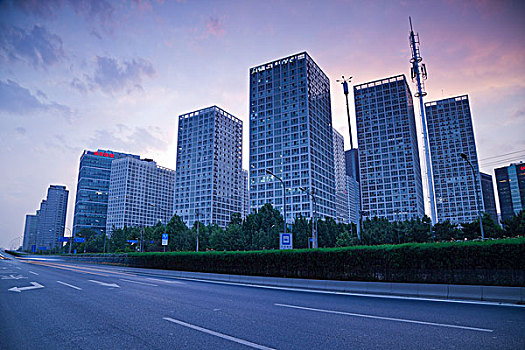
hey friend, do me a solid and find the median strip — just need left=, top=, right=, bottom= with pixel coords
left=274, top=303, right=494, bottom=333
left=163, top=317, right=276, bottom=350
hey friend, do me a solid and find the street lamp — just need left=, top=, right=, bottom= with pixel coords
left=150, top=203, right=169, bottom=252
left=300, top=187, right=317, bottom=249
left=195, top=209, right=200, bottom=252
left=460, top=153, right=484, bottom=239
left=66, top=227, right=74, bottom=254
left=265, top=169, right=287, bottom=235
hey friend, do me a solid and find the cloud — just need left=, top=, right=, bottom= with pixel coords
left=0, top=24, right=64, bottom=69
left=88, top=125, right=169, bottom=154
left=15, top=127, right=26, bottom=135
left=0, top=80, right=71, bottom=118
left=205, top=16, right=226, bottom=38
left=72, top=56, right=155, bottom=94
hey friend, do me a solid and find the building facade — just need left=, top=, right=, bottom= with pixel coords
left=344, top=149, right=360, bottom=224
left=73, top=149, right=139, bottom=236
left=22, top=214, right=38, bottom=251
left=425, top=95, right=484, bottom=224
left=106, top=158, right=175, bottom=235
left=173, top=106, right=243, bottom=228
left=354, top=74, right=424, bottom=221
left=480, top=172, right=498, bottom=224
left=495, top=162, right=525, bottom=221
left=333, top=129, right=349, bottom=223
left=249, top=52, right=336, bottom=223
left=241, top=169, right=250, bottom=219
left=35, top=185, right=69, bottom=250
left=345, top=149, right=360, bottom=183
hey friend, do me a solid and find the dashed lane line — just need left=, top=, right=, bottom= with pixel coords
left=57, top=281, right=82, bottom=290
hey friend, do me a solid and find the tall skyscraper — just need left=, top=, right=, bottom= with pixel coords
left=495, top=162, right=525, bottom=221
left=480, top=172, right=498, bottom=224
left=35, top=185, right=69, bottom=249
left=241, top=169, right=250, bottom=219
left=73, top=149, right=139, bottom=236
left=425, top=95, right=483, bottom=224
left=106, top=158, right=175, bottom=235
left=354, top=75, right=424, bottom=221
left=344, top=149, right=360, bottom=224
left=173, top=106, right=243, bottom=228
left=333, top=129, right=349, bottom=223
left=345, top=149, right=360, bottom=182
left=22, top=214, right=38, bottom=251
left=249, top=52, right=336, bottom=223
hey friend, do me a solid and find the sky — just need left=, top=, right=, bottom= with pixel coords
left=1, top=0, right=524, bottom=249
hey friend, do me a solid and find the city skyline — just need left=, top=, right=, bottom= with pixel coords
left=1, top=0, right=524, bottom=248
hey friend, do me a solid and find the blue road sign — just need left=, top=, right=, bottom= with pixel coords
left=38, top=247, right=47, bottom=250
left=162, top=233, right=168, bottom=246
left=31, top=245, right=36, bottom=253
left=127, top=239, right=138, bottom=244
left=74, top=237, right=86, bottom=243
left=279, top=233, right=293, bottom=250
left=57, top=237, right=69, bottom=242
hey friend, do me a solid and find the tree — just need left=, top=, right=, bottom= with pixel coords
left=502, top=210, right=525, bottom=237
left=166, top=214, right=192, bottom=251
left=292, top=215, right=311, bottom=249
left=433, top=220, right=461, bottom=241
left=361, top=217, right=393, bottom=245
left=242, top=203, right=283, bottom=250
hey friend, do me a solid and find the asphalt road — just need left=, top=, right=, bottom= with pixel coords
left=1, top=252, right=524, bottom=350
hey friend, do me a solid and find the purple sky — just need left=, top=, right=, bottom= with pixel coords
left=1, top=0, right=524, bottom=248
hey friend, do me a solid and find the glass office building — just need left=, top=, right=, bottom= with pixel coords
left=22, top=214, right=38, bottom=251
left=249, top=52, right=336, bottom=223
left=354, top=74, right=424, bottom=221
left=480, top=172, right=498, bottom=224
left=73, top=149, right=139, bottom=235
left=35, top=185, right=69, bottom=249
left=333, top=129, right=349, bottom=223
left=495, top=162, right=525, bottom=221
left=106, top=157, right=175, bottom=235
left=425, top=95, right=483, bottom=224
left=173, top=106, right=243, bottom=228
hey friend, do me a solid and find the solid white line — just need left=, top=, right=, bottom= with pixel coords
left=146, top=277, right=185, bottom=284
left=170, top=276, right=525, bottom=308
left=163, top=317, right=275, bottom=350
left=120, top=278, right=158, bottom=287
left=29, top=271, right=39, bottom=275
left=275, top=303, right=494, bottom=333
left=16, top=267, right=21, bottom=269
left=57, top=281, right=82, bottom=290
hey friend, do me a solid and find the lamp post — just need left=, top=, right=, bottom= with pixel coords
left=195, top=209, right=200, bottom=252
left=300, top=187, right=317, bottom=249
left=150, top=203, right=169, bottom=252
left=460, top=153, right=484, bottom=239
left=67, top=227, right=75, bottom=254
left=266, top=169, right=287, bottom=235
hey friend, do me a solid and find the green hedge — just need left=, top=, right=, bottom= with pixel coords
left=121, top=238, right=525, bottom=286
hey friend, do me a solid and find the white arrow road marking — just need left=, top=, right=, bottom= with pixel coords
left=88, top=280, right=120, bottom=288
left=1, top=274, right=27, bottom=280
left=120, top=278, right=158, bottom=287
left=8, top=282, right=44, bottom=293
left=29, top=271, right=39, bottom=275
left=57, top=281, right=82, bottom=290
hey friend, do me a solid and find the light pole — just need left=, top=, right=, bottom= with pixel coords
left=195, top=209, right=200, bottom=252
left=67, top=227, right=75, bottom=254
left=460, top=153, right=484, bottom=239
left=266, top=169, right=287, bottom=235
left=300, top=187, right=317, bottom=249
left=336, top=75, right=361, bottom=240
left=150, top=203, right=169, bottom=252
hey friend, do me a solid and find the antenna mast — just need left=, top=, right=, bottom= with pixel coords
left=409, top=17, right=437, bottom=224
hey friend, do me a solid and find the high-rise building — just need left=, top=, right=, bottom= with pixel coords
left=249, top=52, right=336, bottom=223
left=425, top=95, right=483, bottom=224
left=22, top=214, right=38, bottom=251
left=333, top=129, right=349, bottom=223
left=345, top=149, right=360, bottom=182
left=106, top=158, right=175, bottom=235
left=346, top=175, right=360, bottom=224
left=241, top=169, right=250, bottom=219
left=354, top=74, right=424, bottom=221
left=480, top=172, right=498, bottom=224
left=495, top=162, right=525, bottom=221
left=35, top=185, right=69, bottom=250
left=73, top=149, right=139, bottom=236
left=173, top=106, right=243, bottom=228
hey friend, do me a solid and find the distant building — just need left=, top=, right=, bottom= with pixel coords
left=333, top=129, right=349, bottom=223
left=106, top=158, right=175, bottom=235
left=249, top=52, right=336, bottom=223
left=480, top=172, right=498, bottom=224
left=346, top=175, right=360, bottom=224
left=72, top=149, right=139, bottom=236
left=22, top=214, right=38, bottom=252
left=345, top=149, right=360, bottom=182
left=241, top=169, right=250, bottom=219
left=173, top=106, right=243, bottom=228
left=425, top=95, right=483, bottom=224
left=35, top=185, right=69, bottom=250
left=495, top=162, right=525, bottom=221
left=354, top=74, right=424, bottom=221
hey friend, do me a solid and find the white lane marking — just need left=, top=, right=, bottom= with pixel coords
left=8, top=282, right=44, bottom=293
left=275, top=303, right=494, bottom=333
left=170, top=276, right=525, bottom=308
left=146, top=277, right=185, bottom=284
left=88, top=280, right=120, bottom=288
left=57, top=281, right=82, bottom=290
left=120, top=278, right=158, bottom=287
left=16, top=267, right=21, bottom=270
left=163, top=317, right=275, bottom=350
left=1, top=274, right=27, bottom=280
left=28, top=271, right=39, bottom=275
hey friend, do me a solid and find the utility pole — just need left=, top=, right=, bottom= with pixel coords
left=266, top=169, right=287, bottom=236
left=195, top=209, right=200, bottom=252
left=460, top=153, right=485, bottom=239
left=409, top=16, right=437, bottom=225
left=336, top=75, right=361, bottom=240
left=300, top=187, right=318, bottom=248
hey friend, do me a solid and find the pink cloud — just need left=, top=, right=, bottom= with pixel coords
left=205, top=16, right=226, bottom=37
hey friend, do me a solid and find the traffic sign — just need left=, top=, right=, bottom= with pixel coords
left=162, top=234, right=168, bottom=246
left=127, top=240, right=138, bottom=244
left=279, top=233, right=293, bottom=250
left=74, top=237, right=85, bottom=243
left=57, top=237, right=69, bottom=242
